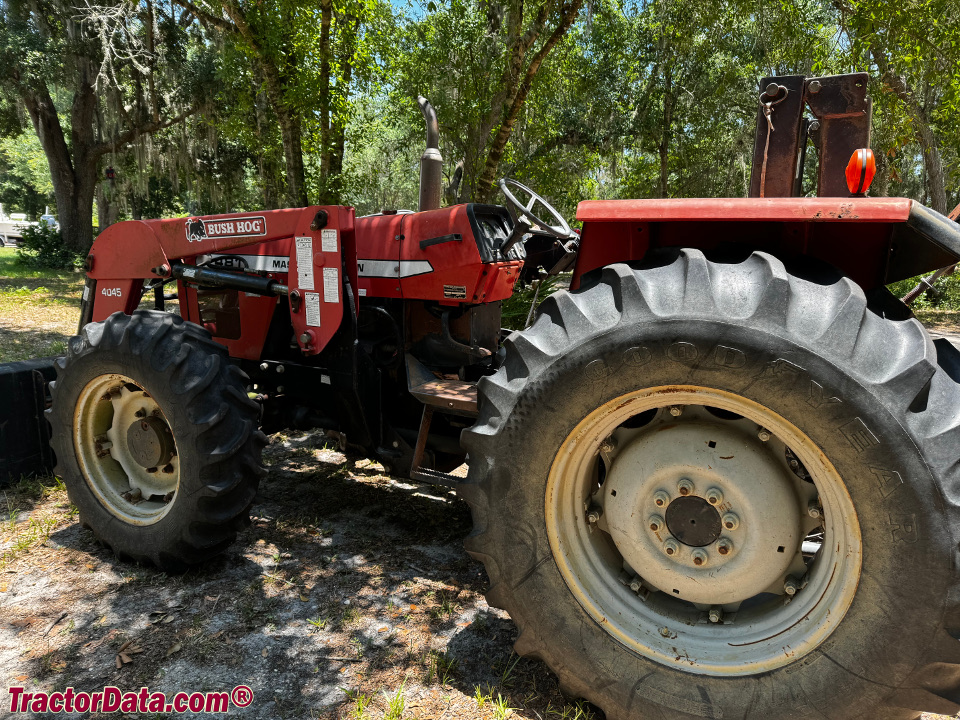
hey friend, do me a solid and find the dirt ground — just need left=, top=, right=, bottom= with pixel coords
left=0, top=433, right=606, bottom=720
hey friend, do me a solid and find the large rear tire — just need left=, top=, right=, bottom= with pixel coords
left=49, top=310, right=266, bottom=571
left=461, top=250, right=960, bottom=719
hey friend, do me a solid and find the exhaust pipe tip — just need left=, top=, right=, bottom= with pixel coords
left=418, top=96, right=443, bottom=212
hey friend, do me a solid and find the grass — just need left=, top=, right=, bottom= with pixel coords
left=0, top=475, right=73, bottom=568
left=0, top=247, right=84, bottom=362
left=383, top=677, right=407, bottom=720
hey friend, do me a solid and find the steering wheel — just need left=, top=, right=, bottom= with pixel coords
left=498, top=179, right=575, bottom=240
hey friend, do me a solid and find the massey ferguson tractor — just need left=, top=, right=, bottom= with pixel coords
left=3, top=73, right=960, bottom=720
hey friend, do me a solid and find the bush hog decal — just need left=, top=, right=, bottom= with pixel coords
left=185, top=215, right=267, bottom=243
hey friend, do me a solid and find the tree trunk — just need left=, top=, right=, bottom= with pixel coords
left=279, top=113, right=308, bottom=207
left=658, top=63, right=673, bottom=199
left=21, top=74, right=98, bottom=253
left=474, top=0, right=585, bottom=202
left=222, top=1, right=307, bottom=208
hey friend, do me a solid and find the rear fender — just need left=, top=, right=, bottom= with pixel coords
left=572, top=197, right=960, bottom=291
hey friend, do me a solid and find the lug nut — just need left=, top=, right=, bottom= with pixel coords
left=708, top=607, right=723, bottom=624
left=717, top=538, right=733, bottom=555
left=705, top=487, right=723, bottom=505
left=758, top=428, right=772, bottom=442
left=807, top=502, right=822, bottom=519
left=721, top=513, right=739, bottom=531
left=663, top=539, right=680, bottom=557
left=677, top=478, right=694, bottom=496
left=653, top=490, right=670, bottom=507
left=586, top=508, right=601, bottom=524
left=784, top=577, right=799, bottom=596
left=669, top=405, right=683, bottom=417
left=260, top=362, right=269, bottom=371
left=692, top=549, right=708, bottom=566
left=649, top=515, right=664, bottom=532
left=629, top=578, right=642, bottom=593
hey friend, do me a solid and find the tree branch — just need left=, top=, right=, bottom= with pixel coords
left=91, top=106, right=199, bottom=160
left=172, top=0, right=235, bottom=32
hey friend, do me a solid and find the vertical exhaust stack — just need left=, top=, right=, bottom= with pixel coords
left=418, top=96, right=443, bottom=212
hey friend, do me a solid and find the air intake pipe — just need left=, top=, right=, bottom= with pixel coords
left=418, top=96, right=443, bottom=211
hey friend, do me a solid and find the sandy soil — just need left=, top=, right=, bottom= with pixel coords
left=0, top=433, right=598, bottom=719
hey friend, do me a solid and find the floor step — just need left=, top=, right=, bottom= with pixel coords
left=410, top=466, right=460, bottom=488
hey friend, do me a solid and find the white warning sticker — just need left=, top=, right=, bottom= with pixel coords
left=321, top=374, right=331, bottom=385
left=305, top=292, right=321, bottom=327
left=358, top=288, right=367, bottom=297
left=323, top=267, right=339, bottom=303
left=296, top=236, right=314, bottom=290
left=321, top=228, right=338, bottom=253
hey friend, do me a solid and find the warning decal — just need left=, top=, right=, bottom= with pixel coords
left=296, top=236, right=314, bottom=290
left=305, top=293, right=321, bottom=327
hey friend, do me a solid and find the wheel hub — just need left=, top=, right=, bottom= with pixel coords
left=126, top=416, right=175, bottom=469
left=603, top=421, right=801, bottom=605
left=665, top=495, right=721, bottom=547
left=74, top=375, right=180, bottom=525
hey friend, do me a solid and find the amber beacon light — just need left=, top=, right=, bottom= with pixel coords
left=845, top=148, right=876, bottom=196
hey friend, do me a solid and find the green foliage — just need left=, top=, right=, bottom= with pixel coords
left=888, top=272, right=960, bottom=312
left=501, top=274, right=566, bottom=331
left=16, top=223, right=81, bottom=270
left=0, top=0, right=957, bottom=234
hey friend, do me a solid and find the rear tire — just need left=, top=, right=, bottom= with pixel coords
left=461, top=250, right=960, bottom=719
left=49, top=310, right=266, bottom=571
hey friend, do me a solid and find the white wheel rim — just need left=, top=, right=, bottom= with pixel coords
left=545, top=385, right=862, bottom=676
left=74, top=373, right=180, bottom=525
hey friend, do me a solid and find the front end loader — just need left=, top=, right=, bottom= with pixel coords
left=5, top=76, right=960, bottom=720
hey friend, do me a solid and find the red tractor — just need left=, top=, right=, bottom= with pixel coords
left=9, top=74, right=960, bottom=719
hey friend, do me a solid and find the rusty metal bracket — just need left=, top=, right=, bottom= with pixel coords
left=749, top=76, right=806, bottom=198
left=804, top=73, right=872, bottom=197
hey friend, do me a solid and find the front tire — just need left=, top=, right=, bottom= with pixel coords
left=461, top=250, right=960, bottom=719
left=49, top=310, right=266, bottom=571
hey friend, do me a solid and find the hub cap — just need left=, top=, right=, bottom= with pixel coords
left=74, top=374, right=180, bottom=525
left=546, top=385, right=861, bottom=675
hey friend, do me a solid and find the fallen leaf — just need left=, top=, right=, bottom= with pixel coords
left=162, top=615, right=175, bottom=624
left=409, top=604, right=417, bottom=611
left=204, top=596, right=219, bottom=603
left=85, top=563, right=96, bottom=570
left=261, top=648, right=268, bottom=657
left=299, top=594, right=309, bottom=602
left=14, top=675, right=27, bottom=682
left=115, top=656, right=122, bottom=669
left=127, top=645, right=143, bottom=654
left=119, top=653, right=133, bottom=664
left=164, top=642, right=182, bottom=658
left=117, top=640, right=132, bottom=653
left=0, top=584, right=7, bottom=592
left=378, top=626, right=388, bottom=632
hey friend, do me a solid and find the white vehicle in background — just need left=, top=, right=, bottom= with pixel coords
left=0, top=204, right=57, bottom=246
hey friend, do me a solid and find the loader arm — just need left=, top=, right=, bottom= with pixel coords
left=81, top=206, right=357, bottom=358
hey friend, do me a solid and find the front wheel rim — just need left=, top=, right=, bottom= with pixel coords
left=74, top=373, right=180, bottom=525
left=545, top=385, right=861, bottom=676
